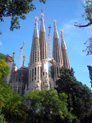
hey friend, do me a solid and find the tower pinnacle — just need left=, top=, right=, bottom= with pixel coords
left=60, top=29, right=64, bottom=40
left=60, top=29, right=70, bottom=69
left=33, top=16, right=39, bottom=38
left=40, top=9, right=44, bottom=22
left=60, top=29, right=67, bottom=49
left=40, top=9, right=45, bottom=32
left=53, top=20, right=57, bottom=29
left=53, top=20, right=59, bottom=39
left=53, top=20, right=62, bottom=87
left=35, top=16, right=38, bottom=28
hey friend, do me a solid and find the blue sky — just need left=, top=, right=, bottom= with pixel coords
left=0, top=0, right=92, bottom=89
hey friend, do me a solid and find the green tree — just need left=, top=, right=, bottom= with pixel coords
left=0, top=53, right=9, bottom=81
left=0, top=53, right=6, bottom=59
left=0, top=0, right=46, bottom=32
left=75, top=0, right=92, bottom=27
left=0, top=53, right=26, bottom=123
left=0, top=59, right=9, bottom=81
left=24, top=89, right=75, bottom=123
left=0, top=85, right=23, bottom=123
left=87, top=65, right=92, bottom=88
left=74, top=0, right=92, bottom=55
left=56, top=67, right=92, bottom=122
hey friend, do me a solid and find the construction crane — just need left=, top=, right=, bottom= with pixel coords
left=48, top=25, right=51, bottom=66
left=18, top=41, right=25, bottom=68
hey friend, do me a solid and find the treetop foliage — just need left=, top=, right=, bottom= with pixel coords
left=0, top=53, right=23, bottom=123
left=0, top=53, right=9, bottom=81
left=88, top=65, right=92, bottom=88
left=0, top=0, right=46, bottom=31
left=74, top=0, right=92, bottom=55
left=24, top=89, right=75, bottom=123
left=56, top=67, right=92, bottom=122
left=83, top=38, right=92, bottom=55
left=75, top=0, right=92, bottom=27
left=0, top=53, right=6, bottom=59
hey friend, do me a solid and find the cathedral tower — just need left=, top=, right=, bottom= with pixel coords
left=61, top=29, right=70, bottom=69
left=5, top=10, right=71, bottom=95
left=39, top=10, right=49, bottom=89
left=53, top=20, right=63, bottom=86
left=39, top=10, right=48, bottom=61
left=28, top=16, right=42, bottom=90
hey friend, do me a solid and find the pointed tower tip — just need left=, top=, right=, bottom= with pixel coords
left=61, top=29, right=67, bottom=49
left=34, top=16, right=39, bottom=28
left=53, top=19, right=59, bottom=38
left=35, top=16, right=39, bottom=20
left=60, top=29, right=64, bottom=40
left=53, top=20, right=57, bottom=29
left=40, top=9, right=44, bottom=22
left=40, top=9, right=45, bottom=32
left=53, top=20, right=57, bottom=23
left=60, top=29, right=64, bottom=33
left=33, top=16, right=39, bottom=37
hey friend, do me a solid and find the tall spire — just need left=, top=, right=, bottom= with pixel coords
left=48, top=25, right=51, bottom=59
left=29, top=16, right=41, bottom=90
left=53, top=20, right=62, bottom=87
left=53, top=20, right=59, bottom=39
left=53, top=20, right=62, bottom=64
left=29, top=16, right=40, bottom=65
left=33, top=16, right=39, bottom=38
left=60, top=29, right=70, bottom=69
left=60, top=29, right=67, bottom=49
left=39, top=9, right=48, bottom=60
left=39, top=9, right=48, bottom=89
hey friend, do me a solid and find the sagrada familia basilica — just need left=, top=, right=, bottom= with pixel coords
left=5, top=10, right=70, bottom=96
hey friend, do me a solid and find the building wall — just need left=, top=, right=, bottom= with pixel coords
left=11, top=68, right=28, bottom=96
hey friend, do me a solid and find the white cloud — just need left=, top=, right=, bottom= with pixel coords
left=0, top=41, right=2, bottom=46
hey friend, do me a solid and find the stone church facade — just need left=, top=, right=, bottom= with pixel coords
left=5, top=11, right=70, bottom=96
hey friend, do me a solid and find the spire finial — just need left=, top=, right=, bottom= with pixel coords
left=53, top=20, right=57, bottom=29
left=60, top=29, right=64, bottom=40
left=34, top=16, right=38, bottom=28
left=40, top=9, right=44, bottom=22
left=13, top=52, right=15, bottom=61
